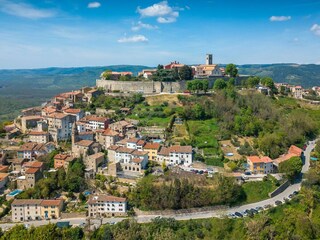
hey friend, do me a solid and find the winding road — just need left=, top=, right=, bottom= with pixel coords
left=0, top=141, right=315, bottom=230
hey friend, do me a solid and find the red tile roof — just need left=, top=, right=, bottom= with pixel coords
left=288, top=145, right=303, bottom=156
left=247, top=156, right=273, bottom=164
left=132, top=158, right=143, bottom=163
left=169, top=145, right=192, bottom=153
left=144, top=142, right=160, bottom=150
left=88, top=195, right=126, bottom=204
left=64, top=108, right=82, bottom=114
left=41, top=199, right=63, bottom=206
left=25, top=168, right=40, bottom=174
left=102, top=128, right=119, bottom=136
left=24, top=161, right=44, bottom=168
left=75, top=140, right=94, bottom=147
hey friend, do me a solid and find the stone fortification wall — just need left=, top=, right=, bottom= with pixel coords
left=96, top=76, right=249, bottom=94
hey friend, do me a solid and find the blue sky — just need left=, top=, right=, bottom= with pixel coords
left=0, top=0, right=320, bottom=69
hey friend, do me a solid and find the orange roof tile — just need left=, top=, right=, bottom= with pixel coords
left=288, top=145, right=303, bottom=156
left=25, top=168, right=39, bottom=174
left=144, top=142, right=160, bottom=150
left=41, top=199, right=63, bottom=206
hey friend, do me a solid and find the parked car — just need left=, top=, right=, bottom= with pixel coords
left=293, top=191, right=299, bottom=195
left=275, top=200, right=282, bottom=206
left=288, top=194, right=293, bottom=199
left=264, top=204, right=272, bottom=209
left=255, top=206, right=264, bottom=212
left=234, top=212, right=243, bottom=218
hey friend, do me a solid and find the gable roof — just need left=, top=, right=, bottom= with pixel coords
left=87, top=195, right=126, bottom=204
left=144, top=142, right=160, bottom=150
left=169, top=145, right=192, bottom=154
left=288, top=145, right=303, bottom=156
left=75, top=140, right=94, bottom=147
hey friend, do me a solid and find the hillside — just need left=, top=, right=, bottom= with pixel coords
left=238, top=64, right=320, bottom=88
left=1, top=63, right=320, bottom=121
left=0, top=65, right=150, bottom=121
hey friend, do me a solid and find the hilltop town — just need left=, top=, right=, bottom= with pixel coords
left=0, top=55, right=320, bottom=235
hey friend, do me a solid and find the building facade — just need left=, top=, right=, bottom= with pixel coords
left=87, top=195, right=127, bottom=217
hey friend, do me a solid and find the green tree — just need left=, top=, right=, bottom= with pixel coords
left=225, top=64, right=238, bottom=77
left=213, top=78, right=227, bottom=90
left=101, top=70, right=112, bottom=80
left=179, top=65, right=193, bottom=80
left=279, top=156, right=303, bottom=181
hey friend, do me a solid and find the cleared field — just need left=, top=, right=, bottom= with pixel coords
left=145, top=93, right=184, bottom=106
left=242, top=180, right=277, bottom=204
left=187, top=119, right=220, bottom=156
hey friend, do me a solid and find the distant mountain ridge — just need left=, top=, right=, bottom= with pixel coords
left=237, top=64, right=320, bottom=88
left=0, top=63, right=319, bottom=121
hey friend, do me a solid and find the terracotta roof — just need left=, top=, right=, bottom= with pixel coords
left=19, top=142, right=40, bottom=151
left=247, top=156, right=273, bottom=164
left=116, top=147, right=134, bottom=154
left=169, top=145, right=192, bottom=153
left=158, top=147, right=170, bottom=156
left=274, top=153, right=297, bottom=165
left=126, top=138, right=140, bottom=144
left=0, top=173, right=8, bottom=181
left=132, top=150, right=148, bottom=156
left=64, top=108, right=82, bottom=114
left=247, top=156, right=260, bottom=163
left=102, top=128, right=119, bottom=136
left=0, top=165, right=9, bottom=173
left=41, top=199, right=63, bottom=206
left=288, top=145, right=303, bottom=156
left=42, top=107, right=57, bottom=114
left=88, top=152, right=105, bottom=159
left=116, top=139, right=129, bottom=145
left=87, top=195, right=126, bottom=204
left=137, top=140, right=146, bottom=146
left=25, top=168, right=40, bottom=174
left=144, top=142, right=160, bottom=150
left=81, top=115, right=108, bottom=122
left=24, top=161, right=44, bottom=168
left=108, top=145, right=120, bottom=151
left=12, top=199, right=43, bottom=206
left=54, top=154, right=69, bottom=160
left=132, top=158, right=143, bottom=163
left=47, top=113, right=68, bottom=119
left=29, top=131, right=48, bottom=136
left=75, top=140, right=94, bottom=147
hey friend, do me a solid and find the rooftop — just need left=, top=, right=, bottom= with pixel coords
left=75, top=140, right=94, bottom=147
left=169, top=145, right=192, bottom=153
left=88, top=194, right=126, bottom=204
left=144, top=142, right=161, bottom=150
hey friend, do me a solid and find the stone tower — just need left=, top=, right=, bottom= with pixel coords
left=71, top=122, right=78, bottom=146
left=206, top=54, right=213, bottom=65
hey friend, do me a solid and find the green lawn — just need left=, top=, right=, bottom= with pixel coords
left=242, top=180, right=278, bottom=204
left=187, top=119, right=220, bottom=156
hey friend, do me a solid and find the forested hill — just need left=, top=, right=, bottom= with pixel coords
left=237, top=64, right=320, bottom=88
left=0, top=63, right=319, bottom=121
left=0, top=65, right=149, bottom=121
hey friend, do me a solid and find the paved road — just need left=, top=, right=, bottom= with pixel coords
left=0, top=141, right=315, bottom=229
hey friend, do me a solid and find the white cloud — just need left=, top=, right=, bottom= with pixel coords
left=270, top=16, right=291, bottom=22
left=137, top=1, right=181, bottom=24
left=118, top=35, right=149, bottom=43
left=311, top=24, right=320, bottom=36
left=157, top=16, right=177, bottom=23
left=0, top=0, right=56, bottom=19
left=131, top=21, right=158, bottom=31
left=88, top=2, right=101, bottom=9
